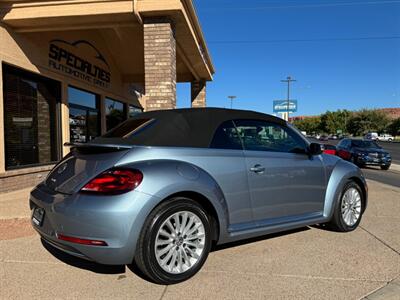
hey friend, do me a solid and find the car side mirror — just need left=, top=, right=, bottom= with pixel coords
left=308, top=143, right=322, bottom=156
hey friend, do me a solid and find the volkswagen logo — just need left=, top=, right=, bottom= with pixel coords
left=57, top=163, right=68, bottom=174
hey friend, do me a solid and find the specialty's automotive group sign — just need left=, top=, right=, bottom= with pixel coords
left=48, top=39, right=111, bottom=88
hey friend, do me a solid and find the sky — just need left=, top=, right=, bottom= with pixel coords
left=176, top=0, right=400, bottom=117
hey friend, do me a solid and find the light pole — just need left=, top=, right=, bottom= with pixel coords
left=228, top=96, right=237, bottom=109
left=280, top=76, right=297, bottom=121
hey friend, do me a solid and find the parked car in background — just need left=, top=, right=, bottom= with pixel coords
left=330, top=135, right=338, bottom=140
left=377, top=134, right=394, bottom=142
left=30, top=108, right=368, bottom=284
left=364, top=132, right=378, bottom=140
left=322, top=144, right=337, bottom=155
left=319, top=135, right=329, bottom=141
left=336, top=138, right=392, bottom=170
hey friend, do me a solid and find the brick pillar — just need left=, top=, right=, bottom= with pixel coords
left=144, top=19, right=177, bottom=111
left=191, top=81, right=207, bottom=108
left=36, top=90, right=51, bottom=163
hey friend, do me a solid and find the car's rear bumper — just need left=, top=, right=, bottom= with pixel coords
left=355, top=156, right=391, bottom=166
left=29, top=183, right=158, bottom=265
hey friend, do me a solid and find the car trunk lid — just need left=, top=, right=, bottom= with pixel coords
left=45, top=143, right=132, bottom=194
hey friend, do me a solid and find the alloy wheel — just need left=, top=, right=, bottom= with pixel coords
left=154, top=211, right=206, bottom=274
left=341, top=187, right=362, bottom=226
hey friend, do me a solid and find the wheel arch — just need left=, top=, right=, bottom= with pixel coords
left=348, top=176, right=368, bottom=213
left=156, top=191, right=220, bottom=243
left=323, top=160, right=368, bottom=219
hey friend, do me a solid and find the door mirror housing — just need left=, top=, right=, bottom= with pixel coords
left=308, top=143, right=322, bottom=156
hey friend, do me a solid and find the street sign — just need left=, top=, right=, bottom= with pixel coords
left=273, top=100, right=298, bottom=113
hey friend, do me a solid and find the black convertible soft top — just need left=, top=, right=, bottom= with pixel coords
left=93, top=107, right=286, bottom=148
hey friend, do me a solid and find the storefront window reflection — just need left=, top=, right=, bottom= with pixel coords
left=68, top=87, right=100, bottom=143
left=105, top=98, right=126, bottom=132
left=3, top=64, right=60, bottom=169
left=129, top=105, right=143, bottom=118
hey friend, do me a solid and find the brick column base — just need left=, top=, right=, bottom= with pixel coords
left=191, top=81, right=206, bottom=108
left=144, top=19, right=177, bottom=111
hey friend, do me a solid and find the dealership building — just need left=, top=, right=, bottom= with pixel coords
left=0, top=0, right=214, bottom=193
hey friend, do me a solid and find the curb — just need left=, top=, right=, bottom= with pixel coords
left=390, top=163, right=400, bottom=172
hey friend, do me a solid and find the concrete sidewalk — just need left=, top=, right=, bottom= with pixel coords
left=1, top=181, right=399, bottom=299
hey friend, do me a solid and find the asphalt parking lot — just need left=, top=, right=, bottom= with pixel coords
left=1, top=179, right=399, bottom=300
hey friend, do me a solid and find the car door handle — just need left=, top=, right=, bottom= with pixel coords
left=250, top=164, right=265, bottom=174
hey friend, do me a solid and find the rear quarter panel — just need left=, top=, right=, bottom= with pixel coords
left=116, top=146, right=252, bottom=244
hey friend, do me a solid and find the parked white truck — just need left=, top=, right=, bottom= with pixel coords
left=377, top=134, right=394, bottom=142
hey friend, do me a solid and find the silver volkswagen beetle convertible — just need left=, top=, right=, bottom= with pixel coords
left=30, top=108, right=367, bottom=284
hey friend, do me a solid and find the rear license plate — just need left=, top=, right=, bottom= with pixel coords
left=32, top=207, right=45, bottom=226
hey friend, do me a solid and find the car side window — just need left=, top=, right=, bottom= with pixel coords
left=210, top=120, right=243, bottom=150
left=233, top=119, right=307, bottom=153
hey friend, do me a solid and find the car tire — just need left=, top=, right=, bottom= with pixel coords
left=351, top=156, right=363, bottom=168
left=381, top=165, right=390, bottom=170
left=328, top=181, right=364, bottom=232
left=134, top=197, right=212, bottom=284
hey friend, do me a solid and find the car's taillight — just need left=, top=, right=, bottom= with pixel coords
left=81, top=169, right=143, bottom=194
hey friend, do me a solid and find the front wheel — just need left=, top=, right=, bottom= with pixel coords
left=328, top=181, right=364, bottom=232
left=381, top=165, right=390, bottom=170
left=134, top=197, right=212, bottom=284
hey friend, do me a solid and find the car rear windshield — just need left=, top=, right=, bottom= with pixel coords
left=102, top=118, right=155, bottom=138
left=352, top=140, right=380, bottom=148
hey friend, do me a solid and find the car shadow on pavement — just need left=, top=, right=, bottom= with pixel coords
left=211, top=226, right=310, bottom=252
left=41, top=239, right=126, bottom=275
left=41, top=227, right=311, bottom=280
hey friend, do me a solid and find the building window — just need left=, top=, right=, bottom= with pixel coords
left=105, top=98, right=126, bottom=132
left=3, top=64, right=60, bottom=170
left=129, top=105, right=143, bottom=118
left=68, top=87, right=100, bottom=143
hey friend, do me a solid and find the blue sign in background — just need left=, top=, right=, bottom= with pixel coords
left=273, top=100, right=298, bottom=113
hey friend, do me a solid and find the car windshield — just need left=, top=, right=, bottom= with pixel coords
left=351, top=140, right=381, bottom=149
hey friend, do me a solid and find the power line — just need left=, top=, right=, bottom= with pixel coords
left=208, top=36, right=400, bottom=45
left=200, top=0, right=400, bottom=12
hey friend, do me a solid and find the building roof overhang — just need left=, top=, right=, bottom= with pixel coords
left=0, top=0, right=214, bottom=82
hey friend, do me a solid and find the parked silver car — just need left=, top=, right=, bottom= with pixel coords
left=30, top=108, right=368, bottom=284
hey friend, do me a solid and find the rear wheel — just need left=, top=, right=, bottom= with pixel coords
left=381, top=165, right=390, bottom=170
left=328, top=181, right=364, bottom=232
left=351, top=156, right=363, bottom=168
left=134, top=197, right=212, bottom=284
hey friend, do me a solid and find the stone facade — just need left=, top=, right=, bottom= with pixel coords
left=144, top=19, right=177, bottom=111
left=0, top=165, right=52, bottom=194
left=191, top=80, right=206, bottom=108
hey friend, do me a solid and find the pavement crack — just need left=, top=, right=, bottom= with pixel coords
left=159, top=285, right=168, bottom=300
left=360, top=226, right=400, bottom=256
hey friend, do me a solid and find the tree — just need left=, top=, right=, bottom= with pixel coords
left=388, top=117, right=400, bottom=136
left=347, top=109, right=390, bottom=136
left=320, top=110, right=351, bottom=134
left=292, top=117, right=321, bottom=134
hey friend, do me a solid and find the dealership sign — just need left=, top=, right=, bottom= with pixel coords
left=273, top=100, right=298, bottom=113
left=48, top=39, right=111, bottom=88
